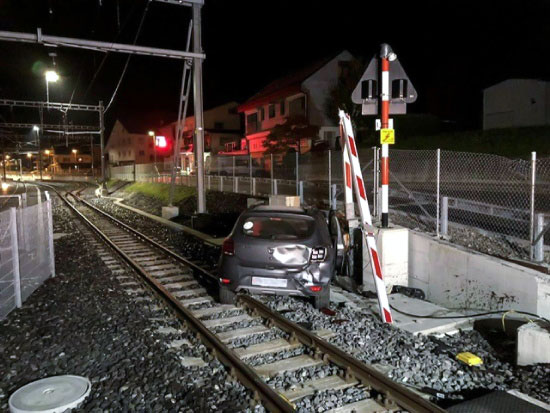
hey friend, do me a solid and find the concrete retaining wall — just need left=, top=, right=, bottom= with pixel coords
left=408, top=231, right=550, bottom=319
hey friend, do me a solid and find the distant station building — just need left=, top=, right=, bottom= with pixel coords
left=483, top=79, right=550, bottom=130
left=156, top=101, right=242, bottom=174
left=106, top=121, right=156, bottom=166
left=236, top=50, right=354, bottom=158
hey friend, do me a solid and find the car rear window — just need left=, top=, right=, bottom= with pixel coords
left=242, top=215, right=314, bottom=240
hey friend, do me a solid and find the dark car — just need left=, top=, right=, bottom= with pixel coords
left=217, top=205, right=335, bottom=309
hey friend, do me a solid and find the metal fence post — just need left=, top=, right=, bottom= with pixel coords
left=273, top=179, right=278, bottom=195
left=436, top=148, right=441, bottom=237
left=270, top=153, right=274, bottom=194
left=10, top=207, right=22, bottom=308
left=328, top=150, right=332, bottom=208
left=45, top=193, right=56, bottom=277
left=299, top=181, right=304, bottom=204
left=207, top=175, right=211, bottom=190
left=441, top=196, right=448, bottom=236
left=235, top=177, right=239, bottom=193
left=232, top=156, right=235, bottom=182
left=252, top=177, right=256, bottom=195
left=530, top=151, right=537, bottom=260
left=295, top=151, right=299, bottom=195
left=535, top=213, right=544, bottom=262
left=219, top=176, right=223, bottom=192
left=249, top=153, right=253, bottom=194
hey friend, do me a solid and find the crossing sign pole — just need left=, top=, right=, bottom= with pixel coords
left=351, top=43, right=417, bottom=228
left=380, top=50, right=391, bottom=228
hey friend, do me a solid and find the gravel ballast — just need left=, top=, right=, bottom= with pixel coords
left=89, top=190, right=550, bottom=408
left=257, top=294, right=550, bottom=406
left=0, top=191, right=264, bottom=412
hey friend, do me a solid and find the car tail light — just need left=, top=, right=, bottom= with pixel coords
left=310, top=247, right=326, bottom=262
left=222, top=238, right=234, bottom=256
left=309, top=285, right=322, bottom=292
left=220, top=278, right=231, bottom=284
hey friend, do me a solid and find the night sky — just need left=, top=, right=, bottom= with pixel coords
left=0, top=0, right=549, bottom=136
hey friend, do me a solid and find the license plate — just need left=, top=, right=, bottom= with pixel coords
left=251, top=277, right=288, bottom=288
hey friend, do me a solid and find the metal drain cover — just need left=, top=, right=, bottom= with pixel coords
left=9, top=375, right=91, bottom=413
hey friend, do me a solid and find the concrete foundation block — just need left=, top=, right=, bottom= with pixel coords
left=161, top=206, right=179, bottom=220
left=269, top=195, right=300, bottom=207
left=363, top=226, right=409, bottom=292
left=517, top=322, right=550, bottom=366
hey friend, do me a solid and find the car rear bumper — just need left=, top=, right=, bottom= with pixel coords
left=220, top=268, right=330, bottom=297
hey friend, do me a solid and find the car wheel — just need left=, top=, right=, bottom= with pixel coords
left=313, top=285, right=330, bottom=309
left=219, top=286, right=235, bottom=304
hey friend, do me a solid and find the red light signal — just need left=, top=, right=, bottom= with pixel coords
left=155, top=136, right=167, bottom=148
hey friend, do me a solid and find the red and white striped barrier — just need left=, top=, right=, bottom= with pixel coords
left=339, top=110, right=393, bottom=324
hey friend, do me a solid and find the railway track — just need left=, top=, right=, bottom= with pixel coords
left=49, top=183, right=447, bottom=413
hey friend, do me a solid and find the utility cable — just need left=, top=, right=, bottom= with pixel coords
left=389, top=303, right=549, bottom=324
left=104, top=0, right=151, bottom=113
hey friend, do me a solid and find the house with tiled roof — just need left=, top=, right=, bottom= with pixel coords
left=237, top=50, right=354, bottom=157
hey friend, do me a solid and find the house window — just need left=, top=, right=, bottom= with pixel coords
left=246, top=112, right=259, bottom=134
left=280, top=101, right=285, bottom=116
left=289, top=96, right=306, bottom=116
left=268, top=104, right=275, bottom=118
left=214, top=122, right=224, bottom=129
left=260, top=107, right=265, bottom=121
left=139, top=150, right=145, bottom=156
left=339, top=61, right=351, bottom=78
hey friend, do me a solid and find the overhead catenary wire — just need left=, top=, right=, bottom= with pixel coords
left=82, top=0, right=142, bottom=100
left=104, top=0, right=151, bottom=113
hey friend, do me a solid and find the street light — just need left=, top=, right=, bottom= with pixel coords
left=45, top=70, right=59, bottom=106
left=32, top=125, right=39, bottom=132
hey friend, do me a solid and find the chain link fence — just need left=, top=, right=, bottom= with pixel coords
left=0, top=196, right=55, bottom=320
left=109, top=148, right=550, bottom=262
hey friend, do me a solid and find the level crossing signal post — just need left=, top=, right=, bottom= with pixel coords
left=351, top=43, right=417, bottom=228
left=342, top=44, right=417, bottom=323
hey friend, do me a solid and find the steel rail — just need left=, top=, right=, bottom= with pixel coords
left=50, top=184, right=446, bottom=412
left=70, top=192, right=218, bottom=282
left=238, top=295, right=447, bottom=413
left=45, top=185, right=294, bottom=413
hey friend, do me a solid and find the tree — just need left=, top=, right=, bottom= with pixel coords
left=263, top=115, right=319, bottom=154
left=324, top=57, right=374, bottom=143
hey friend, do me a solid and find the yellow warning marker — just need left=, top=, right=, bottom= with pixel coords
left=380, top=128, right=395, bottom=145
left=456, top=352, right=483, bottom=366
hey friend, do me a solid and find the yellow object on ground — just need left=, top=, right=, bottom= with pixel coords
left=456, top=352, right=483, bottom=366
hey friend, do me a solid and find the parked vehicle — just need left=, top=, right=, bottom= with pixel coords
left=217, top=205, right=335, bottom=308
